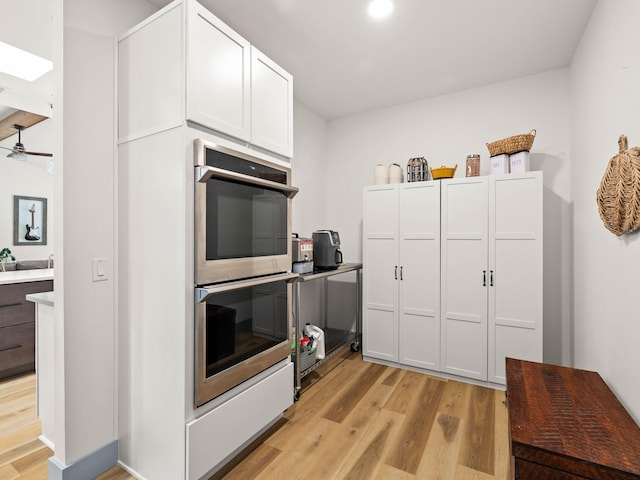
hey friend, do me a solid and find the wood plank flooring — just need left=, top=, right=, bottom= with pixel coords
left=0, top=353, right=510, bottom=479
left=218, top=352, right=510, bottom=479
left=0, top=373, right=132, bottom=480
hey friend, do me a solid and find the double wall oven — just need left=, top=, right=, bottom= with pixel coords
left=194, top=139, right=298, bottom=407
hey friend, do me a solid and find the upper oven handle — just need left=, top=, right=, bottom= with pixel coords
left=196, top=165, right=299, bottom=198
left=196, top=272, right=300, bottom=303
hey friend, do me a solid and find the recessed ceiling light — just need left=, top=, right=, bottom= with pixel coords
left=0, top=42, right=53, bottom=82
left=368, top=0, right=394, bottom=19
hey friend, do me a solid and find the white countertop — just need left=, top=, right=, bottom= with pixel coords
left=26, top=291, right=55, bottom=307
left=0, top=268, right=54, bottom=285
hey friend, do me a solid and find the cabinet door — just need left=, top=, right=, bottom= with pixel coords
left=251, top=47, right=293, bottom=157
left=187, top=1, right=251, bottom=141
left=118, top=3, right=183, bottom=141
left=363, top=185, right=399, bottom=362
left=398, top=182, right=441, bottom=371
left=441, top=177, right=488, bottom=381
left=488, top=172, right=543, bottom=384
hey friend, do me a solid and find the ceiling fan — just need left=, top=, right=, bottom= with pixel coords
left=0, top=124, right=53, bottom=161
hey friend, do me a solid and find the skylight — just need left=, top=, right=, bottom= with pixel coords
left=0, top=41, right=53, bottom=82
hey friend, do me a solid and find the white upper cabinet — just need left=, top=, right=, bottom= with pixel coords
left=119, top=0, right=293, bottom=158
left=118, top=3, right=184, bottom=142
left=186, top=2, right=293, bottom=157
left=251, top=47, right=293, bottom=158
left=187, top=1, right=251, bottom=142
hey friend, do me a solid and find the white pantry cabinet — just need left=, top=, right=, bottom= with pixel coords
left=440, top=176, right=489, bottom=381
left=487, top=172, right=543, bottom=383
left=363, top=172, right=543, bottom=386
left=119, top=0, right=293, bottom=158
left=363, top=182, right=441, bottom=370
left=441, top=172, right=543, bottom=384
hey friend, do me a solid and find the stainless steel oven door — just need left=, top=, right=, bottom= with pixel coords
left=195, top=139, right=298, bottom=286
left=194, top=272, right=298, bottom=407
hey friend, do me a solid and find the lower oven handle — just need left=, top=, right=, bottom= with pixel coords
left=196, top=165, right=299, bottom=198
left=196, top=272, right=300, bottom=303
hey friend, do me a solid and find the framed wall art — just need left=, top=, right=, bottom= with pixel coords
left=14, top=195, right=47, bottom=245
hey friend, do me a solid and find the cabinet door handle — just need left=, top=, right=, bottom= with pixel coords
left=490, top=270, right=494, bottom=287
left=395, top=266, right=398, bottom=280
left=400, top=266, right=403, bottom=281
left=483, top=270, right=486, bottom=286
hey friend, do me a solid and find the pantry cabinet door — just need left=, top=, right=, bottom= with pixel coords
left=398, top=182, right=441, bottom=371
left=488, top=172, right=543, bottom=384
left=441, top=177, right=488, bottom=381
left=363, top=185, right=399, bottom=362
left=251, top=47, right=293, bottom=157
left=187, top=1, right=251, bottom=141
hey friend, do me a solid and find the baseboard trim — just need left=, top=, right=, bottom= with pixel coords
left=48, top=440, right=118, bottom=480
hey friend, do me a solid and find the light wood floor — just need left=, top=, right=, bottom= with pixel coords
left=0, top=373, right=131, bottom=480
left=0, top=353, right=510, bottom=480
left=217, top=351, right=510, bottom=479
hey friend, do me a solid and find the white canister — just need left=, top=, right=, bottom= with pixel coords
left=389, top=163, right=403, bottom=184
left=510, top=151, right=530, bottom=173
left=374, top=164, right=389, bottom=184
left=491, top=154, right=510, bottom=174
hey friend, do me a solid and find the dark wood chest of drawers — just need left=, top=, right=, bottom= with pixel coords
left=506, top=358, right=640, bottom=480
left=0, top=280, right=53, bottom=380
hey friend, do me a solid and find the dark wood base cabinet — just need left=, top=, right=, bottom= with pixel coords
left=0, top=280, right=53, bottom=380
left=506, top=358, right=640, bottom=480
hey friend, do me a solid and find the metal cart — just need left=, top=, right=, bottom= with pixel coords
left=292, top=263, right=362, bottom=400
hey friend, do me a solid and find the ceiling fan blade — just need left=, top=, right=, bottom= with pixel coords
left=24, top=151, right=53, bottom=157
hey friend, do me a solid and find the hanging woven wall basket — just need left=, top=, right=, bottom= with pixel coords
left=596, top=135, right=640, bottom=236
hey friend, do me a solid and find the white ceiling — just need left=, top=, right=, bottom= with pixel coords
left=149, top=0, right=597, bottom=119
left=1, top=0, right=598, bottom=121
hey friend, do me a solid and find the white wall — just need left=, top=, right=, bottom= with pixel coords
left=322, top=69, right=572, bottom=365
left=290, top=102, right=332, bottom=331
left=0, top=120, right=54, bottom=262
left=570, top=0, right=640, bottom=421
left=291, top=101, right=328, bottom=237
left=53, top=0, right=157, bottom=467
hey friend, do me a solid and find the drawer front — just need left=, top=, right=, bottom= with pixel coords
left=187, top=362, right=293, bottom=480
left=0, top=323, right=35, bottom=379
left=0, top=280, right=53, bottom=328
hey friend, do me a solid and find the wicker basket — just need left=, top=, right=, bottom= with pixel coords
left=486, top=129, right=536, bottom=156
left=596, top=135, right=640, bottom=236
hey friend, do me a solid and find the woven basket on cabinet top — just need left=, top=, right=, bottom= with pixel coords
left=596, top=135, right=640, bottom=236
left=486, top=129, right=536, bottom=156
